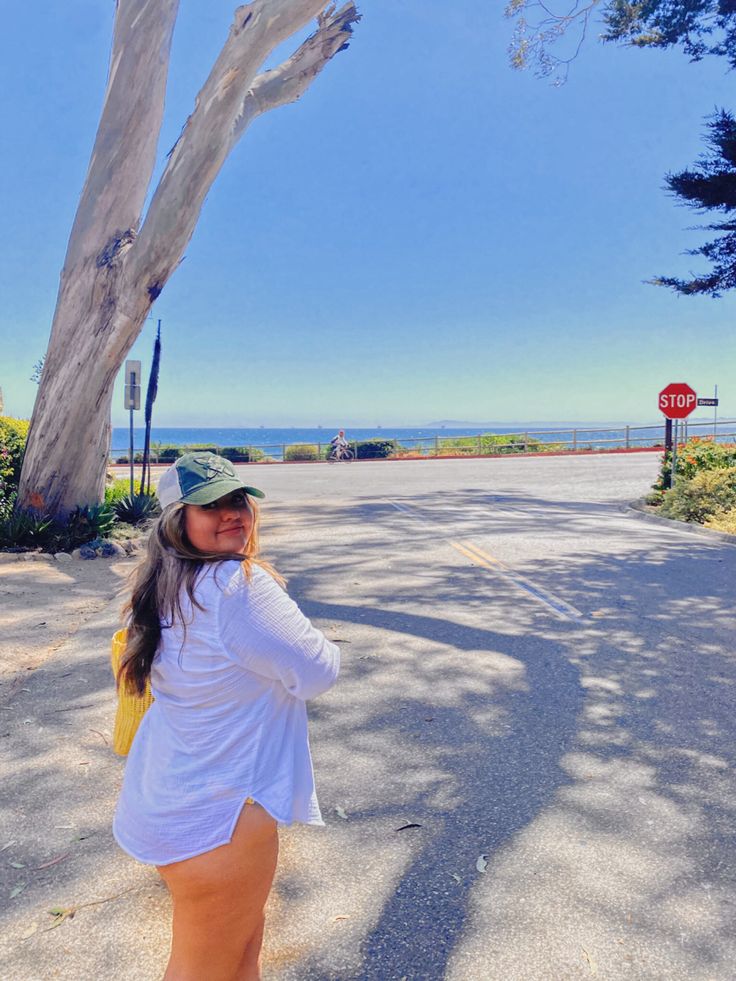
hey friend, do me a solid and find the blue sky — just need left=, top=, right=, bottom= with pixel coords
left=0, top=1, right=733, bottom=427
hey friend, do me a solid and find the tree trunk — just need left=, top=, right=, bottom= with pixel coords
left=18, top=0, right=359, bottom=518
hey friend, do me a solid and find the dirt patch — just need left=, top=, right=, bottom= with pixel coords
left=0, top=555, right=135, bottom=702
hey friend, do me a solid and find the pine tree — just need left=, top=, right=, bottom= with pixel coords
left=654, top=109, right=736, bottom=296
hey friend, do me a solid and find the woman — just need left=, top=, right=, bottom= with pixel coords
left=113, top=452, right=340, bottom=980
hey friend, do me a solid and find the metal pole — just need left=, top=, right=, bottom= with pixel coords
left=672, top=419, right=679, bottom=482
left=435, top=435, right=439, bottom=456
left=625, top=425, right=630, bottom=450
left=572, top=429, right=577, bottom=451
left=523, top=431, right=528, bottom=453
left=714, top=384, right=718, bottom=440
left=664, top=419, right=673, bottom=490
left=129, top=406, right=134, bottom=495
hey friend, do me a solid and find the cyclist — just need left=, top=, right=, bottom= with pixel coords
left=329, top=430, right=351, bottom=461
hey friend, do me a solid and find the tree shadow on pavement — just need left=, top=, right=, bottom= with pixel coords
left=262, top=493, right=736, bottom=979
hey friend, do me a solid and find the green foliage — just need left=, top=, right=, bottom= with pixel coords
left=354, top=440, right=395, bottom=459
left=603, top=0, right=736, bottom=69
left=506, top=0, right=736, bottom=81
left=184, top=444, right=220, bottom=455
left=706, top=508, right=736, bottom=533
left=0, top=489, right=16, bottom=523
left=433, top=433, right=563, bottom=456
left=58, top=503, right=117, bottom=549
left=652, top=438, right=736, bottom=494
left=0, top=507, right=54, bottom=549
left=112, top=493, right=160, bottom=525
left=116, top=452, right=145, bottom=464
left=220, top=446, right=266, bottom=463
left=0, top=417, right=30, bottom=493
left=285, top=443, right=319, bottom=461
left=676, top=437, right=736, bottom=479
left=105, top=478, right=145, bottom=503
left=660, top=468, right=736, bottom=523
left=651, top=110, right=736, bottom=296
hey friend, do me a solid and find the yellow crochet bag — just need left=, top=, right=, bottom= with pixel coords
left=111, top=629, right=154, bottom=756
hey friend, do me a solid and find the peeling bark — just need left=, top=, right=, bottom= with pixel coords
left=18, top=0, right=359, bottom=517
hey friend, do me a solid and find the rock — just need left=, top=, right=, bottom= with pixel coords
left=98, top=541, right=126, bottom=557
left=54, top=552, right=73, bottom=563
left=73, top=545, right=97, bottom=560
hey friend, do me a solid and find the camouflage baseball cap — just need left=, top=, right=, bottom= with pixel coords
left=157, top=452, right=265, bottom=509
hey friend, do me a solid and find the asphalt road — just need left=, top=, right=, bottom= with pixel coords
left=248, top=453, right=736, bottom=980
left=3, top=452, right=735, bottom=980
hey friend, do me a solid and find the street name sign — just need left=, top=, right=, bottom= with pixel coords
left=697, top=397, right=719, bottom=407
left=659, top=382, right=697, bottom=419
left=124, top=360, right=141, bottom=411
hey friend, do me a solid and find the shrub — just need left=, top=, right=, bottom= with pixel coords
left=0, top=416, right=30, bottom=495
left=0, top=489, right=16, bottom=523
left=660, top=468, right=736, bottom=523
left=54, top=503, right=117, bottom=550
left=158, top=446, right=184, bottom=463
left=285, top=443, right=319, bottom=461
left=705, top=509, right=736, bottom=534
left=0, top=507, right=54, bottom=550
left=112, top=492, right=160, bottom=525
left=354, top=439, right=396, bottom=460
left=705, top=508, right=736, bottom=535
left=116, top=453, right=144, bottom=464
left=184, top=444, right=219, bottom=455
left=220, top=446, right=266, bottom=463
left=105, top=477, right=144, bottom=503
left=431, top=433, right=564, bottom=457
left=652, top=438, right=736, bottom=493
left=674, top=437, right=736, bottom=480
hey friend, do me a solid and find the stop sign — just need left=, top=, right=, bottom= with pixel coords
left=659, top=382, right=697, bottom=419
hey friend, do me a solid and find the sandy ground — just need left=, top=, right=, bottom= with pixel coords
left=0, top=554, right=132, bottom=696
left=0, top=551, right=319, bottom=980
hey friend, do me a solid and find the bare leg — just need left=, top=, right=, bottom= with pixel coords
left=157, top=802, right=279, bottom=981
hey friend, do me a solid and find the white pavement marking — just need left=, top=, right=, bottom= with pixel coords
left=388, top=500, right=586, bottom=623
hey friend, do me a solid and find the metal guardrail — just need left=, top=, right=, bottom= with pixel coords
left=110, top=419, right=736, bottom=463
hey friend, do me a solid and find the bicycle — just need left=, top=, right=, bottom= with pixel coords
left=327, top=443, right=355, bottom=462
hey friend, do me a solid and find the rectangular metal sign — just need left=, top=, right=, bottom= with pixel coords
left=697, top=398, right=719, bottom=406
left=124, top=360, right=142, bottom=410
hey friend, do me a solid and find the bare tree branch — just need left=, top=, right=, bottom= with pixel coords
left=506, top=0, right=600, bottom=83
left=231, top=3, right=360, bottom=144
left=127, top=0, right=332, bottom=295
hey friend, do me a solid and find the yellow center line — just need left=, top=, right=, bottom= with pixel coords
left=450, top=540, right=500, bottom=569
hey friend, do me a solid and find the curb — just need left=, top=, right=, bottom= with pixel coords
left=624, top=499, right=736, bottom=547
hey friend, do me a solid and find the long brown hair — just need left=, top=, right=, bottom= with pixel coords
left=118, top=497, right=283, bottom=695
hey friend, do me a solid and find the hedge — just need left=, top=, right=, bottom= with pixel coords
left=0, top=416, right=30, bottom=490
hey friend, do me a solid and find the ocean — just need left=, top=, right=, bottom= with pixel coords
left=106, top=421, right=732, bottom=462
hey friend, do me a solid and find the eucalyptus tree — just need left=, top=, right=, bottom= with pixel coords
left=18, top=0, right=359, bottom=517
left=506, top=0, right=736, bottom=81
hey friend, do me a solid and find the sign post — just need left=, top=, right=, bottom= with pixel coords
left=697, top=389, right=719, bottom=439
left=124, top=361, right=142, bottom=495
left=659, top=382, right=697, bottom=489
